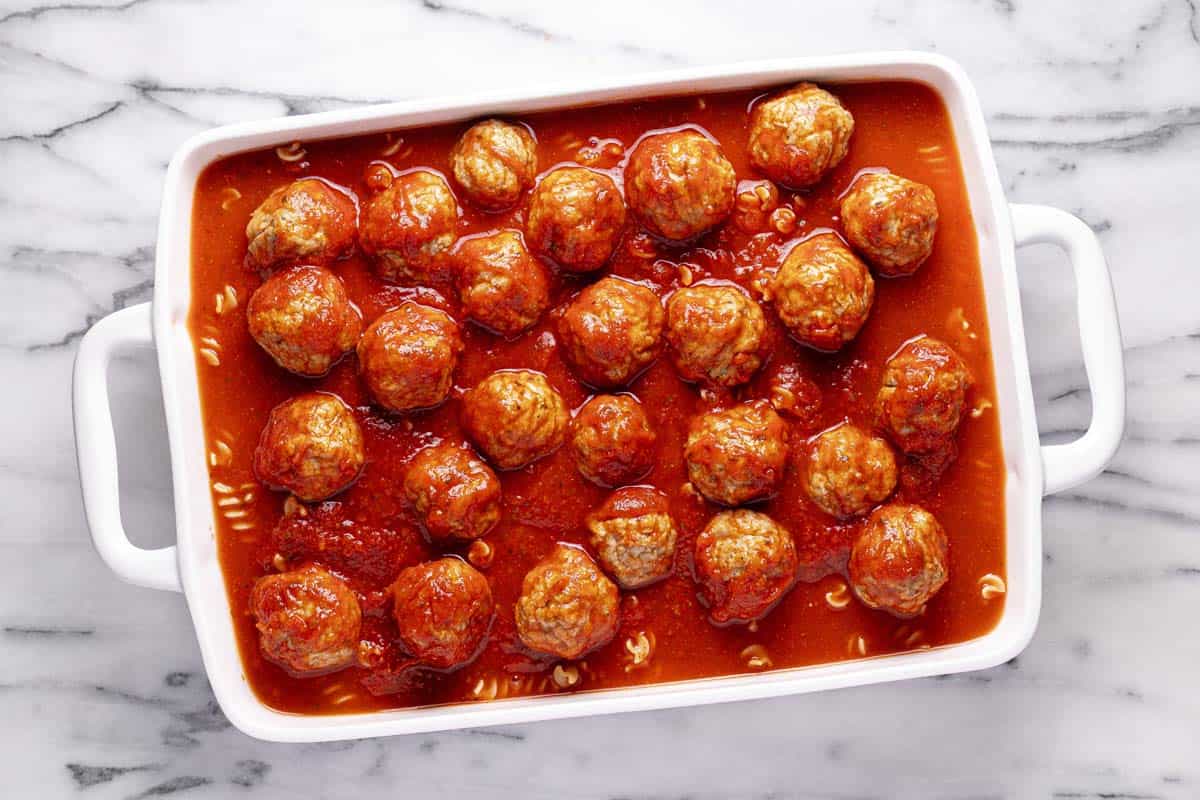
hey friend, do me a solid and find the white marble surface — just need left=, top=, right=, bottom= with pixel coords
left=1, top=0, right=1197, bottom=796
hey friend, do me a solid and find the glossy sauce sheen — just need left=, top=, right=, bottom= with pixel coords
left=190, top=81, right=1006, bottom=714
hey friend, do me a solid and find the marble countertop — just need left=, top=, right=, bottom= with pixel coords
left=2, top=0, right=1197, bottom=797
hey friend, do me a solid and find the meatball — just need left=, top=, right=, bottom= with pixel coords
left=245, top=178, right=357, bottom=271
left=586, top=486, right=677, bottom=589
left=403, top=444, right=501, bottom=541
left=525, top=167, right=626, bottom=272
left=840, top=171, right=938, bottom=277
left=558, top=276, right=664, bottom=388
left=360, top=169, right=459, bottom=284
left=665, top=284, right=769, bottom=387
left=849, top=504, right=949, bottom=617
left=624, top=130, right=736, bottom=241
left=455, top=231, right=550, bottom=338
left=391, top=558, right=494, bottom=669
left=570, top=394, right=656, bottom=487
left=461, top=370, right=568, bottom=470
left=693, top=509, right=798, bottom=625
left=250, top=565, right=361, bottom=675
left=357, top=302, right=463, bottom=413
left=253, top=392, right=364, bottom=502
left=515, top=544, right=619, bottom=659
left=246, top=265, right=362, bottom=377
left=875, top=336, right=973, bottom=455
left=770, top=234, right=874, bottom=351
left=684, top=400, right=789, bottom=506
left=803, top=424, right=897, bottom=518
left=449, top=119, right=538, bottom=211
left=747, top=82, right=854, bottom=188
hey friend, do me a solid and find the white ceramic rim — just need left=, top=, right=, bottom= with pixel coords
left=141, top=52, right=1051, bottom=742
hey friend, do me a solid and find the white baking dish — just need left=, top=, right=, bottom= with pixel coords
left=72, top=52, right=1125, bottom=743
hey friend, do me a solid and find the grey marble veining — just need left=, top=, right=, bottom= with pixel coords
left=1, top=0, right=1197, bottom=797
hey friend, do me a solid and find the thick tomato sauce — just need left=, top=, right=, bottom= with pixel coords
left=189, top=81, right=1006, bottom=714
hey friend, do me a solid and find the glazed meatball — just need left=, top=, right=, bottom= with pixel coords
left=461, top=370, right=569, bottom=470
left=770, top=234, right=874, bottom=351
left=245, top=178, right=357, bottom=271
left=403, top=444, right=501, bottom=541
left=357, top=302, right=463, bottom=413
left=694, top=509, right=798, bottom=625
left=665, top=284, right=769, bottom=387
left=391, top=558, right=494, bottom=669
left=803, top=424, right=897, bottom=518
left=747, top=82, right=854, bottom=188
left=840, top=172, right=938, bottom=277
left=515, top=544, right=619, bottom=659
left=449, top=119, right=538, bottom=211
left=253, top=392, right=364, bottom=502
left=525, top=167, right=626, bottom=272
left=246, top=265, right=362, bottom=377
left=360, top=169, right=459, bottom=284
left=684, top=400, right=789, bottom=506
left=455, top=231, right=550, bottom=337
left=875, top=335, right=973, bottom=455
left=570, top=394, right=656, bottom=487
left=250, top=565, right=361, bottom=675
left=558, top=276, right=664, bottom=388
left=586, top=486, right=677, bottom=589
left=624, top=130, right=736, bottom=241
left=849, top=503, right=949, bottom=617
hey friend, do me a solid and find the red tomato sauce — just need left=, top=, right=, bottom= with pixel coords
left=189, top=81, right=1006, bottom=714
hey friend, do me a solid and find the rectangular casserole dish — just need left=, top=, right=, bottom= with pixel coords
left=72, top=51, right=1125, bottom=742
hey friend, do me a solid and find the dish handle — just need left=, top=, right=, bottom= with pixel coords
left=72, top=302, right=183, bottom=592
left=1010, top=203, right=1126, bottom=496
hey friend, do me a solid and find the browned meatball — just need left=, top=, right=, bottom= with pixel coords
left=840, top=172, right=938, bottom=277
left=391, top=557, right=494, bottom=669
left=803, top=424, right=897, bottom=518
left=849, top=504, right=949, bottom=617
left=770, top=234, right=874, bottom=351
left=875, top=336, right=973, bottom=455
left=693, top=509, right=798, bottom=625
left=449, top=119, right=538, bottom=211
left=558, top=276, right=664, bottom=388
left=250, top=565, right=361, bottom=675
left=747, top=83, right=854, bottom=188
left=515, top=544, right=619, bottom=659
left=253, top=392, right=364, bottom=502
left=461, top=370, right=568, bottom=470
left=684, top=400, right=789, bottom=506
left=624, top=130, right=736, bottom=241
left=586, top=486, right=677, bottom=589
left=665, top=284, right=769, bottom=387
left=360, top=169, right=459, bottom=284
left=525, top=167, right=626, bottom=272
left=455, top=230, right=550, bottom=338
left=570, top=394, right=656, bottom=487
left=245, top=178, right=357, bottom=271
left=403, top=444, right=501, bottom=541
left=246, top=265, right=362, bottom=377
left=357, top=302, right=463, bottom=413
